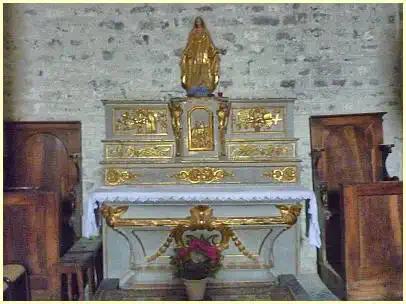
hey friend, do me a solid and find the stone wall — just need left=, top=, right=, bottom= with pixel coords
left=4, top=4, right=402, bottom=274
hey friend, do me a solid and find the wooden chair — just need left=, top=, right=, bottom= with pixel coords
left=3, top=264, right=30, bottom=300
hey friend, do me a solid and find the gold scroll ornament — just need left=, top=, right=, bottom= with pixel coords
left=263, top=167, right=297, bottom=183
left=101, top=204, right=303, bottom=229
left=105, top=168, right=137, bottom=186
left=114, top=109, right=168, bottom=135
left=173, top=167, right=235, bottom=184
left=100, top=204, right=302, bottom=263
left=236, top=108, right=283, bottom=132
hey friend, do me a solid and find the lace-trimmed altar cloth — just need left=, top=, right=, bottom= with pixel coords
left=83, top=184, right=321, bottom=248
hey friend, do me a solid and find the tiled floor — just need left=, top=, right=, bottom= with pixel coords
left=94, top=274, right=340, bottom=301
left=95, top=281, right=294, bottom=300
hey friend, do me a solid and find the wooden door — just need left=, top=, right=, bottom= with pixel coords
left=4, top=191, right=61, bottom=300
left=342, top=182, right=402, bottom=300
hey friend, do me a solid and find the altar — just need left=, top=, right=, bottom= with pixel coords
left=85, top=184, right=320, bottom=288
left=83, top=93, right=321, bottom=288
left=83, top=16, right=321, bottom=294
left=81, top=96, right=322, bottom=290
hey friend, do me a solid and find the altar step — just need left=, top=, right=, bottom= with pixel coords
left=296, top=273, right=340, bottom=301
left=94, top=275, right=312, bottom=301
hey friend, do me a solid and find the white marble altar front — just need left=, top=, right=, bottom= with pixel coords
left=85, top=184, right=320, bottom=288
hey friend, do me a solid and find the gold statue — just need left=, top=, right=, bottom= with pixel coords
left=168, top=101, right=183, bottom=156
left=217, top=102, right=231, bottom=156
left=181, top=16, right=226, bottom=96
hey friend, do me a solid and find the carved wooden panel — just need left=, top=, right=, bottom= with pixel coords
left=4, top=121, right=82, bottom=240
left=309, top=113, right=387, bottom=299
left=310, top=113, right=385, bottom=190
left=342, top=182, right=402, bottom=300
left=4, top=191, right=61, bottom=300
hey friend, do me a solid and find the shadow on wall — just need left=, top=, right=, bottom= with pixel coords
left=398, top=3, right=403, bottom=110
left=4, top=4, right=19, bottom=120
left=386, top=3, right=402, bottom=113
left=379, top=3, right=403, bottom=180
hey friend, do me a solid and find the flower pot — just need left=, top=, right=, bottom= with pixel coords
left=183, top=277, right=209, bottom=300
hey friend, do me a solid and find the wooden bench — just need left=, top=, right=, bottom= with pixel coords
left=68, top=238, right=103, bottom=288
left=59, top=238, right=102, bottom=300
left=59, top=252, right=96, bottom=300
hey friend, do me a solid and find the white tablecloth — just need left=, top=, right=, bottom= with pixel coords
left=83, top=184, right=321, bottom=248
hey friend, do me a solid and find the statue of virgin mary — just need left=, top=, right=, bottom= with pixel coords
left=180, top=16, right=226, bottom=97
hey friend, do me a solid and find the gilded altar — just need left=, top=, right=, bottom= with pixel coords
left=90, top=97, right=321, bottom=289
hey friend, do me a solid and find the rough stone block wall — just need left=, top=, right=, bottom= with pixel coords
left=4, top=4, right=402, bottom=274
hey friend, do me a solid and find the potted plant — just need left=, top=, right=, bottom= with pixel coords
left=170, top=238, right=222, bottom=300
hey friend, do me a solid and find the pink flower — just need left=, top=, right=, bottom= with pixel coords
left=188, top=239, right=201, bottom=249
left=206, top=247, right=217, bottom=260
left=178, top=248, right=188, bottom=257
left=199, top=241, right=210, bottom=251
left=186, top=240, right=220, bottom=262
left=189, top=239, right=210, bottom=251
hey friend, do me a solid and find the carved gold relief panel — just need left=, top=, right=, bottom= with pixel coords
left=113, top=106, right=168, bottom=136
left=227, top=141, right=296, bottom=161
left=104, top=142, right=175, bottom=160
left=231, top=106, right=286, bottom=134
left=187, top=107, right=214, bottom=151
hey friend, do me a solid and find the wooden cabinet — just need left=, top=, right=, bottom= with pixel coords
left=310, top=113, right=402, bottom=300
left=342, top=182, right=402, bottom=300
left=4, top=190, right=61, bottom=300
